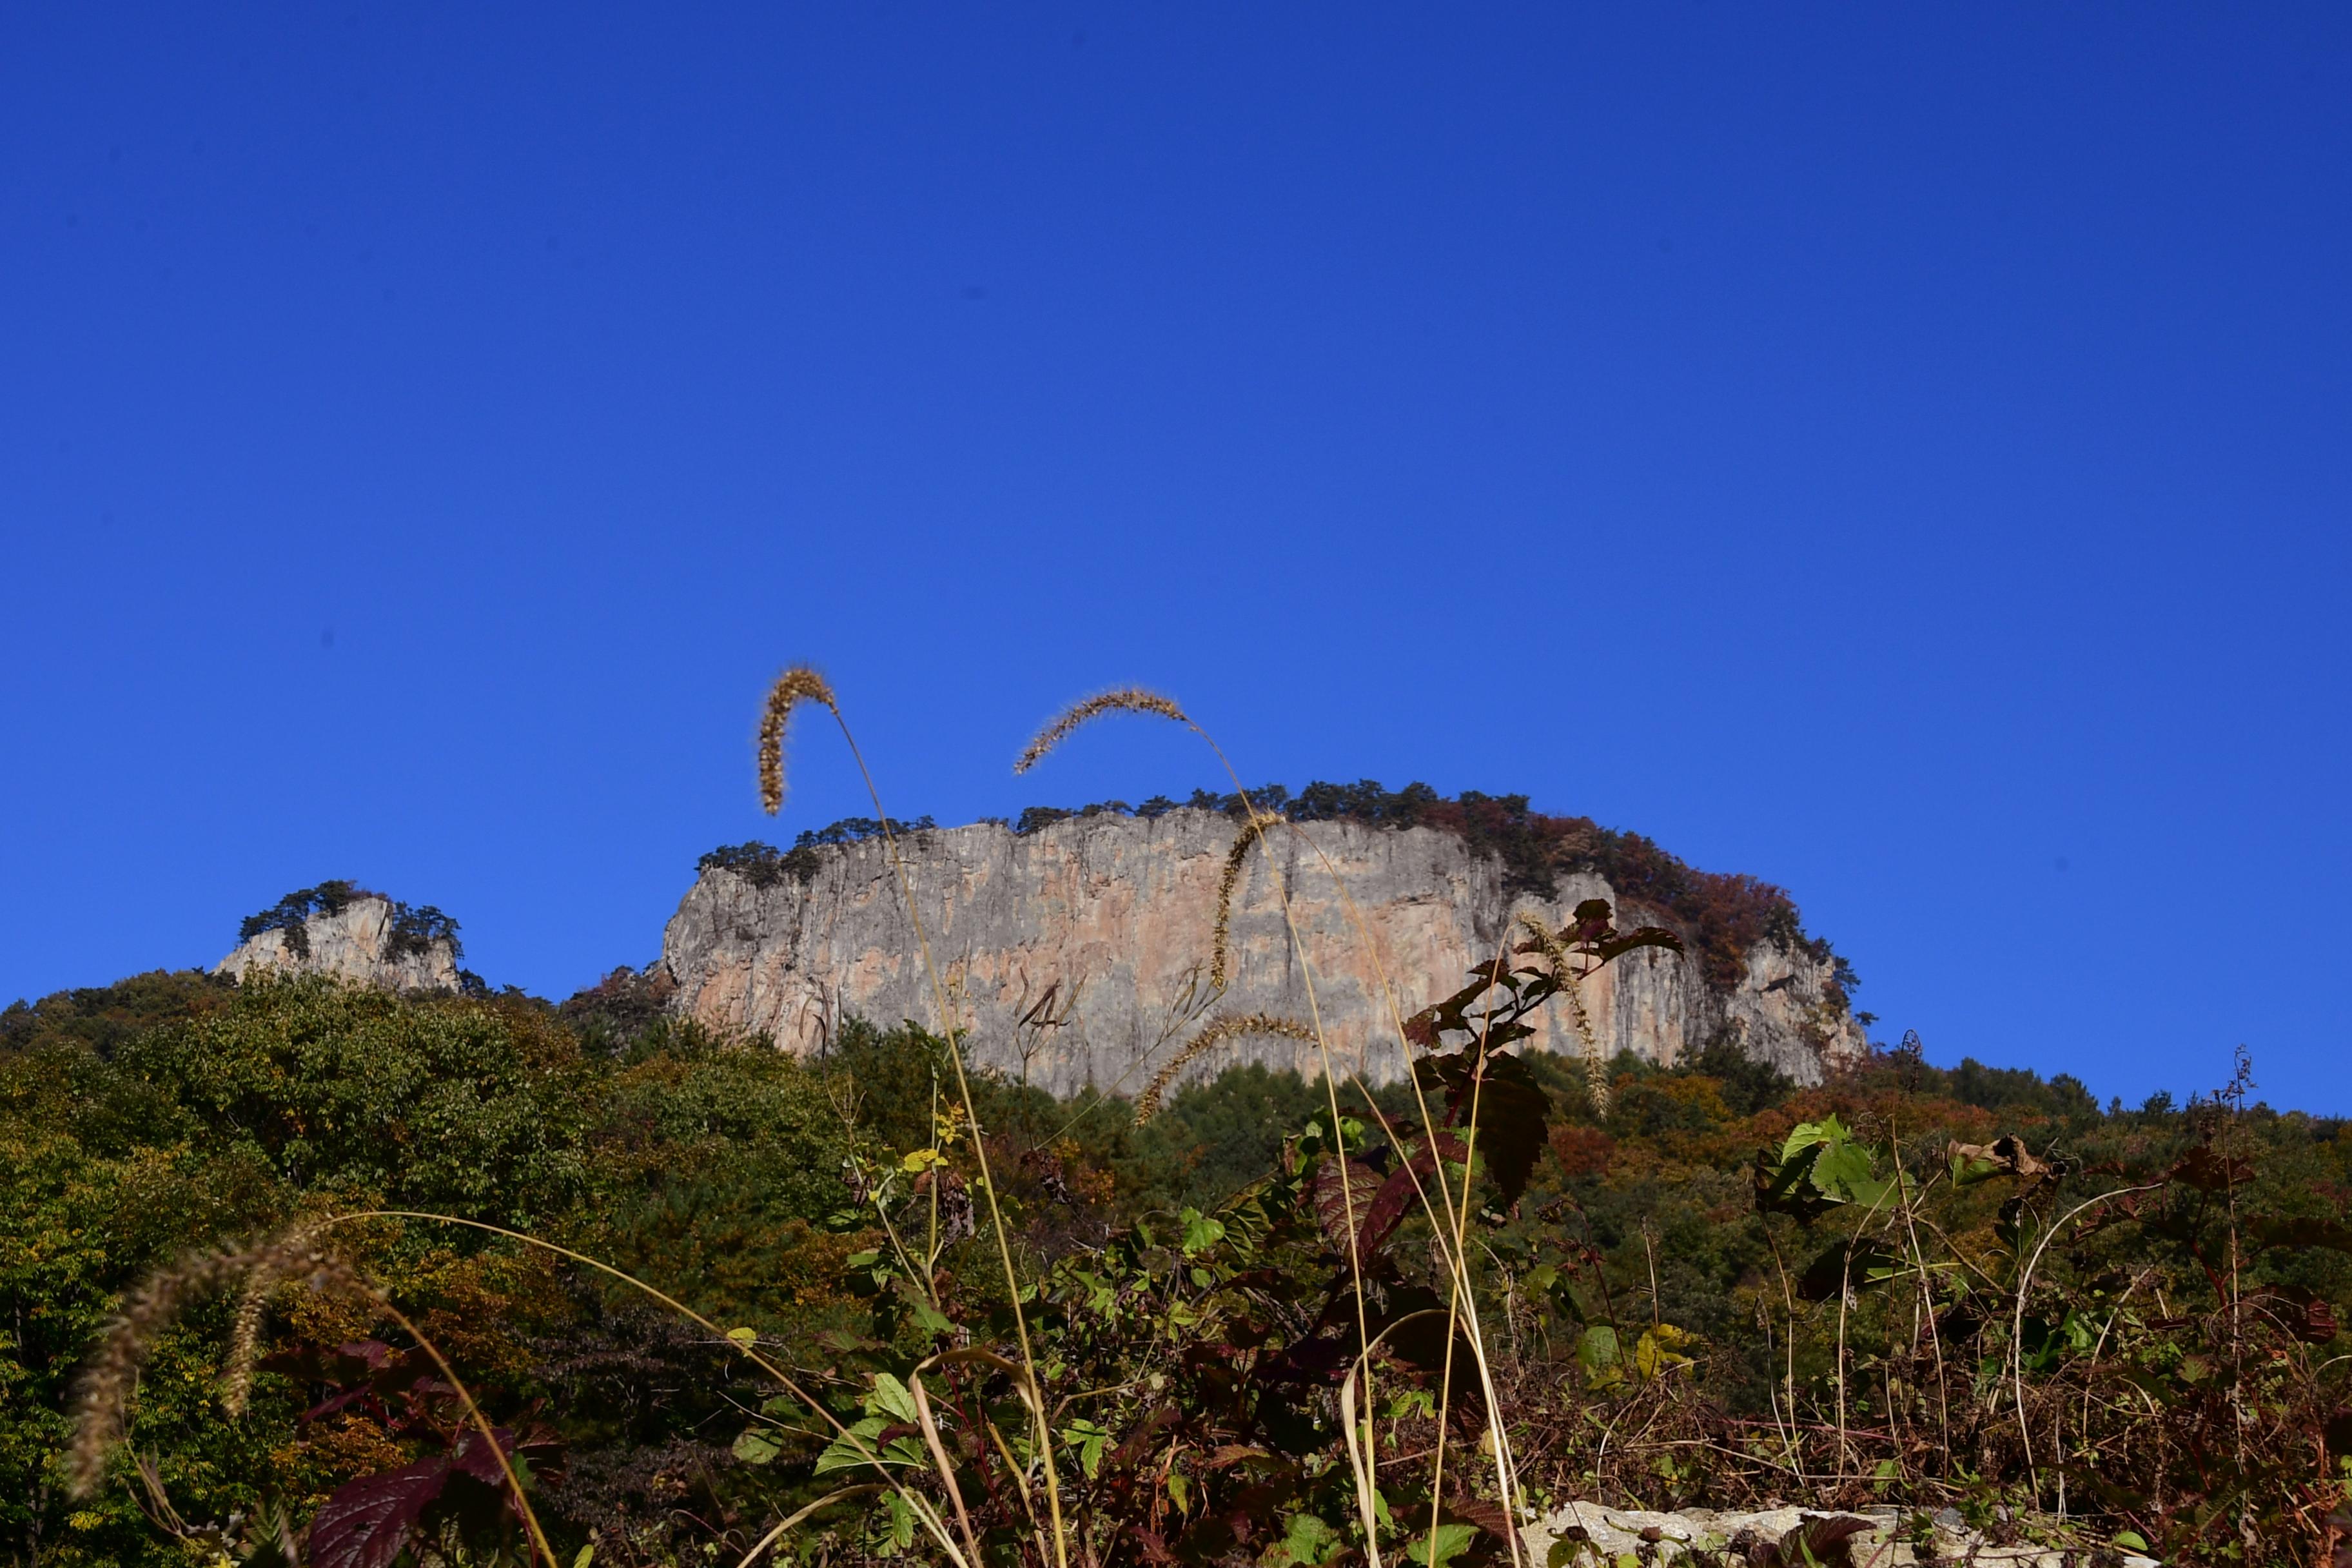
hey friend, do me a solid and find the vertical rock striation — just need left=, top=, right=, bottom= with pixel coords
left=658, top=810, right=1867, bottom=1096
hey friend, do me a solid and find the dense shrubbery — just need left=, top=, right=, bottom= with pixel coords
left=5, top=963, right=2346, bottom=1567
left=700, top=818, right=939, bottom=889
left=0, top=970, right=1367, bottom=1566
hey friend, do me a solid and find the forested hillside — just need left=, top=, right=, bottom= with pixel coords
left=5, top=966, right=2345, bottom=1565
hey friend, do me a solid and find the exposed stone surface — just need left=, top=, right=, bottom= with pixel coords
left=658, top=810, right=1867, bottom=1097
left=1524, top=1502, right=2157, bottom=1567
left=215, top=896, right=462, bottom=994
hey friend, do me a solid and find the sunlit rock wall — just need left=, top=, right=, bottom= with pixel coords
left=660, top=810, right=1867, bottom=1098
left=215, top=896, right=462, bottom=994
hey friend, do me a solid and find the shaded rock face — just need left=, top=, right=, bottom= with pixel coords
left=215, top=896, right=462, bottom=994
left=660, top=810, right=1866, bottom=1097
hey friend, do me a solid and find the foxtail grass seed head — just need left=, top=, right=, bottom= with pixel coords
left=1136, top=1013, right=1318, bottom=1124
left=1209, top=816, right=1275, bottom=992
left=1012, top=688, right=1188, bottom=775
left=220, top=1266, right=275, bottom=1418
left=757, top=667, right=839, bottom=815
left=69, top=1233, right=358, bottom=1498
left=1520, top=914, right=1610, bottom=1117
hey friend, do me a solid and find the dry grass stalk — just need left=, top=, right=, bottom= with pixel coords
left=1012, top=688, right=1188, bottom=775
left=1519, top=914, right=1610, bottom=1116
left=1134, top=1012, right=1319, bottom=1124
left=758, top=667, right=1072, bottom=1568
left=757, top=667, right=840, bottom=814
left=70, top=1232, right=357, bottom=1498
left=1210, top=814, right=1277, bottom=991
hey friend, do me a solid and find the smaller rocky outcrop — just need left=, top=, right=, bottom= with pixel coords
left=216, top=882, right=467, bottom=994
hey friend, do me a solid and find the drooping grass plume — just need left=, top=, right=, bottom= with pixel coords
left=757, top=666, right=840, bottom=814
left=1519, top=912, right=1610, bottom=1115
left=219, top=1262, right=278, bottom=1418
left=1012, top=687, right=1188, bottom=775
left=1135, top=1012, right=1320, bottom=1124
left=70, top=1233, right=357, bottom=1498
left=1210, top=814, right=1277, bottom=991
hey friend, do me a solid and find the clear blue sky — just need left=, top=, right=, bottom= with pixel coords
left=4, top=6, right=2346, bottom=1110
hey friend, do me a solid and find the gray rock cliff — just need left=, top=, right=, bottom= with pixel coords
left=658, top=810, right=1867, bottom=1097
left=216, top=894, right=464, bottom=994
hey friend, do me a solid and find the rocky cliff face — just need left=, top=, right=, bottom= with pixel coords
left=659, top=810, right=1867, bottom=1096
left=216, top=895, right=464, bottom=994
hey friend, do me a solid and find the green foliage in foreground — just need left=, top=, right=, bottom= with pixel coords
left=2, top=970, right=2347, bottom=1567
left=0, top=972, right=1312, bottom=1565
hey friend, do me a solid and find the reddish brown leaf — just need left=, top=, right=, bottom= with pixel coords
left=1949, top=1134, right=2052, bottom=1183
left=2171, top=1146, right=2255, bottom=1193
left=1596, top=926, right=1684, bottom=961
left=1348, top=1136, right=1462, bottom=1262
left=308, top=1457, right=453, bottom=1568
left=1462, top=1055, right=1553, bottom=1211
left=1443, top=1494, right=1515, bottom=1541
left=2255, top=1216, right=2352, bottom=1254
left=2249, top=1284, right=2339, bottom=1344
left=1313, top=1157, right=1384, bottom=1252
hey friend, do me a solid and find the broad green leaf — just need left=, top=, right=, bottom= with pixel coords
left=732, top=1427, right=783, bottom=1465
left=812, top=1416, right=926, bottom=1476
left=1181, top=1208, right=1226, bottom=1255
left=1275, top=1513, right=1340, bottom=1567
left=867, top=1372, right=920, bottom=1425
left=1061, top=1417, right=1109, bottom=1478
left=1632, top=1324, right=1694, bottom=1380
left=1384, top=1388, right=1435, bottom=1422
left=1797, top=1239, right=1901, bottom=1302
left=1753, top=1142, right=1834, bottom=1220
left=1578, top=1323, right=1624, bottom=1389
left=1756, top=1115, right=1892, bottom=1219
left=1408, top=1523, right=1480, bottom=1568
left=1808, top=1137, right=1880, bottom=1206
left=1779, top=1116, right=1847, bottom=1162
left=883, top=1492, right=917, bottom=1551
